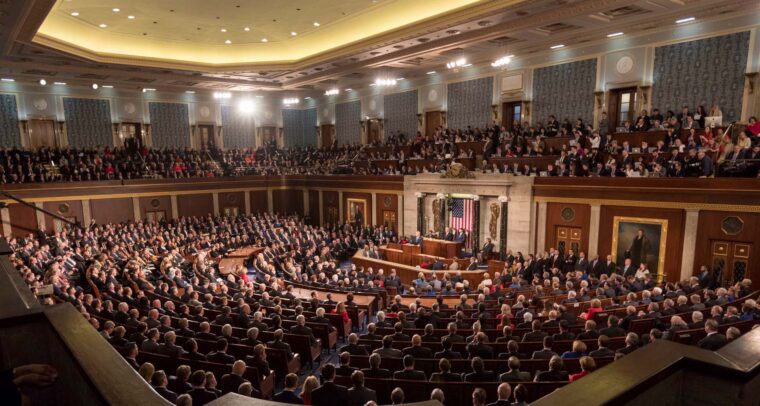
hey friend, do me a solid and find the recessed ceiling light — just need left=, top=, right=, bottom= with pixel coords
left=550, top=44, right=565, bottom=49
left=221, top=28, right=227, bottom=32
left=345, top=88, right=352, bottom=91
left=676, top=17, right=695, bottom=24
left=290, top=31, right=297, bottom=36
left=54, top=82, right=66, bottom=85
left=70, top=11, right=79, bottom=16
left=426, top=71, right=436, bottom=75
left=261, top=38, right=268, bottom=42
left=225, top=39, right=232, bottom=44
left=607, top=32, right=624, bottom=38
left=99, top=23, right=108, bottom=28
left=128, top=15, right=136, bottom=19
left=1, top=78, right=15, bottom=82
left=313, top=21, right=320, bottom=27
left=91, top=83, right=99, bottom=89
left=112, top=8, right=120, bottom=12
left=142, top=88, right=156, bottom=93
left=39, top=79, right=47, bottom=86
left=244, top=27, right=250, bottom=31
left=462, top=63, right=472, bottom=67
left=185, top=90, right=195, bottom=94
left=304, top=96, right=312, bottom=100
left=102, top=85, right=113, bottom=88
left=396, top=78, right=404, bottom=81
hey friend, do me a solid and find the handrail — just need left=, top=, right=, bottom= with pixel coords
left=531, top=327, right=760, bottom=406
left=208, top=393, right=443, bottom=406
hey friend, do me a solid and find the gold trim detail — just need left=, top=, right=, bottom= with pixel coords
left=533, top=196, right=760, bottom=213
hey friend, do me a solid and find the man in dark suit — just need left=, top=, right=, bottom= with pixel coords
left=697, top=319, right=728, bottom=351
left=220, top=360, right=250, bottom=395
left=466, top=332, right=494, bottom=359
left=402, top=334, right=434, bottom=358
left=290, top=315, right=317, bottom=345
left=393, top=355, right=426, bottom=381
left=359, top=324, right=383, bottom=341
left=464, top=357, right=496, bottom=382
left=532, top=336, right=559, bottom=360
left=589, top=255, right=604, bottom=278
left=603, top=254, right=617, bottom=276
left=621, top=258, right=636, bottom=278
left=599, top=316, right=626, bottom=338
left=552, top=320, right=576, bottom=342
left=486, top=383, right=514, bottom=406
left=206, top=338, right=236, bottom=365
left=267, top=329, right=295, bottom=360
left=336, top=352, right=359, bottom=377
left=157, top=331, right=186, bottom=358
left=340, top=333, right=369, bottom=356
left=410, top=231, right=424, bottom=245
left=168, top=365, right=193, bottom=395
left=244, top=344, right=271, bottom=377
left=534, top=356, right=569, bottom=382
left=361, top=353, right=392, bottom=378
left=429, top=358, right=462, bottom=382
left=588, top=335, right=616, bottom=358
left=481, top=238, right=495, bottom=259
left=434, top=337, right=462, bottom=359
left=151, top=370, right=178, bottom=403
left=273, top=373, right=303, bottom=404
left=312, top=364, right=348, bottom=406
left=195, top=322, right=218, bottom=341
left=499, top=357, right=532, bottom=382
left=372, top=336, right=403, bottom=359
left=442, top=322, right=465, bottom=343
left=187, top=370, right=218, bottom=405
left=576, top=320, right=601, bottom=340
left=522, top=320, right=548, bottom=342
left=347, top=371, right=377, bottom=406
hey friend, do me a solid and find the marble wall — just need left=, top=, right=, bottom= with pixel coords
left=403, top=174, right=535, bottom=256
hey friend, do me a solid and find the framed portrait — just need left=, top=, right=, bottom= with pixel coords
left=347, top=198, right=368, bottom=226
left=611, top=216, right=668, bottom=278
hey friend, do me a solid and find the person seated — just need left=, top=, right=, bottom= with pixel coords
left=340, top=333, right=369, bottom=356
left=498, top=356, right=531, bottom=382
left=532, top=336, right=558, bottom=360
left=187, top=370, right=218, bottom=406
left=697, top=319, right=728, bottom=350
left=434, top=337, right=462, bottom=359
left=533, top=355, right=569, bottom=382
left=336, top=352, right=358, bottom=377
left=464, top=356, right=496, bottom=382
left=220, top=361, right=252, bottom=396
left=361, top=353, right=392, bottom=378
left=151, top=370, right=178, bottom=403
left=569, top=356, right=596, bottom=382
left=372, top=335, right=403, bottom=359
left=393, top=355, right=426, bottom=381
left=561, top=340, right=588, bottom=359
left=522, top=320, right=548, bottom=342
left=402, top=334, right=434, bottom=358
left=289, top=315, right=317, bottom=345
left=429, top=358, right=463, bottom=382
left=273, top=373, right=303, bottom=404
left=588, top=335, right=615, bottom=358
left=311, top=364, right=348, bottom=406
left=244, top=344, right=271, bottom=377
left=390, top=387, right=405, bottom=405
left=347, top=371, right=377, bottom=406
left=486, top=383, right=513, bottom=406
left=599, top=315, right=626, bottom=338
left=267, top=329, right=294, bottom=360
left=206, top=338, right=235, bottom=365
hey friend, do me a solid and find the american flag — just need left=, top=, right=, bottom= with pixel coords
left=450, top=198, right=473, bottom=250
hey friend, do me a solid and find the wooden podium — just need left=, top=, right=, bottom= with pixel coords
left=421, top=238, right=463, bottom=258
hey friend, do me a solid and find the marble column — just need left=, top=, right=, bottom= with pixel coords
left=498, top=196, right=509, bottom=260
left=266, top=189, right=274, bottom=214
left=244, top=191, right=251, bottom=215
left=415, top=192, right=424, bottom=234
left=397, top=193, right=405, bottom=236
left=371, top=192, right=377, bottom=226
left=82, top=200, right=92, bottom=225
left=680, top=209, right=701, bottom=281
left=170, top=196, right=178, bottom=219
left=132, top=197, right=141, bottom=222
left=318, top=190, right=324, bottom=225
left=338, top=191, right=344, bottom=223
left=472, top=195, right=481, bottom=255
left=35, top=202, right=46, bottom=231
left=536, top=201, right=548, bottom=253
left=212, top=192, right=220, bottom=216
left=303, top=190, right=310, bottom=220
left=1, top=206, right=11, bottom=238
left=588, top=204, right=601, bottom=258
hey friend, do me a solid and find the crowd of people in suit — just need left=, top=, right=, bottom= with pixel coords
left=6, top=207, right=760, bottom=405
left=4, top=106, right=759, bottom=183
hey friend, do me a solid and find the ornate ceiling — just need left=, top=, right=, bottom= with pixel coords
left=0, top=0, right=757, bottom=95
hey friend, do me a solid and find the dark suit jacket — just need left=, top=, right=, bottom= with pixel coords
left=532, top=349, right=559, bottom=360
left=373, top=347, right=403, bottom=358
left=336, top=365, right=358, bottom=377
left=534, top=370, right=569, bottom=382
left=167, top=378, right=192, bottom=395
left=268, top=339, right=294, bottom=360
left=464, top=370, right=497, bottom=382
left=599, top=326, right=626, bottom=338
left=429, top=371, right=463, bottom=382
left=486, top=401, right=512, bottom=406
left=347, top=386, right=377, bottom=406
left=311, top=382, right=348, bottom=406
left=402, top=345, right=433, bottom=358
left=154, top=386, right=178, bottom=403
left=290, top=325, right=316, bottom=344
left=434, top=349, right=462, bottom=359
left=393, top=369, right=427, bottom=381
left=522, top=331, right=548, bottom=342
left=698, top=333, right=728, bottom=351
left=499, top=370, right=531, bottom=382
left=220, top=373, right=248, bottom=395
left=206, top=351, right=235, bottom=365
left=588, top=347, right=615, bottom=358
left=244, top=356, right=271, bottom=376
left=361, top=367, right=392, bottom=378
left=273, top=389, right=304, bottom=404
left=466, top=343, right=494, bottom=359
left=187, top=387, right=218, bottom=406
left=157, top=343, right=185, bottom=358
left=340, top=343, right=368, bottom=356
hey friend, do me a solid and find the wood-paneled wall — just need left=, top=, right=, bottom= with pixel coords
left=544, top=202, right=590, bottom=255
left=90, top=198, right=133, bottom=225
left=695, top=211, right=760, bottom=284
left=138, top=195, right=172, bottom=220
left=43, top=200, right=83, bottom=230
left=177, top=194, right=213, bottom=218
left=375, top=193, right=399, bottom=230
left=272, top=189, right=303, bottom=216
left=249, top=191, right=268, bottom=214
